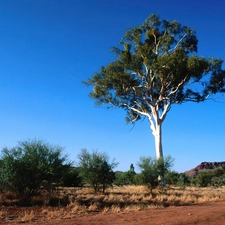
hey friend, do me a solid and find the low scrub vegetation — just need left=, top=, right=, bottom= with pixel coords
left=1, top=138, right=225, bottom=224
left=77, top=149, right=118, bottom=193
left=0, top=185, right=225, bottom=223
left=1, top=139, right=225, bottom=198
left=0, top=139, right=72, bottom=196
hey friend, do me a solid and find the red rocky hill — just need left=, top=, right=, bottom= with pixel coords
left=185, top=161, right=225, bottom=177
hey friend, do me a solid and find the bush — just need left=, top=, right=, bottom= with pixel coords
left=165, top=171, right=180, bottom=185
left=176, top=173, right=190, bottom=187
left=114, top=172, right=127, bottom=186
left=126, top=164, right=136, bottom=184
left=137, top=156, right=173, bottom=192
left=133, top=173, right=144, bottom=185
left=166, top=171, right=191, bottom=187
left=137, top=157, right=158, bottom=192
left=215, top=175, right=225, bottom=186
left=195, top=167, right=225, bottom=187
left=0, top=139, right=71, bottom=196
left=156, top=156, right=174, bottom=186
left=114, top=164, right=136, bottom=186
left=62, top=167, right=83, bottom=187
left=196, top=170, right=213, bottom=187
left=77, top=149, right=118, bottom=193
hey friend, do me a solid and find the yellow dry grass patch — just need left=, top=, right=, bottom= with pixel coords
left=16, top=210, right=35, bottom=223
left=0, top=209, right=7, bottom=218
left=0, top=185, right=225, bottom=223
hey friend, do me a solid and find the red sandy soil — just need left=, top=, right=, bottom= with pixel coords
left=1, top=201, right=225, bottom=225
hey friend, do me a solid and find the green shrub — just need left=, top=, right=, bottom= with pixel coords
left=137, top=156, right=173, bottom=192
left=196, top=170, right=213, bottom=187
left=176, top=173, right=190, bottom=187
left=0, top=139, right=71, bottom=196
left=137, top=157, right=158, bottom=192
left=114, top=172, right=127, bottom=186
left=195, top=167, right=225, bottom=187
left=165, top=171, right=180, bottom=185
left=133, top=173, right=144, bottom=185
left=77, top=149, right=118, bottom=193
left=62, top=167, right=83, bottom=187
left=114, top=164, right=136, bottom=186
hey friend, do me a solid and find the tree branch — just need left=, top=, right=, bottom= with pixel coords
left=168, top=33, right=187, bottom=53
left=168, top=75, right=189, bottom=96
left=160, top=102, right=170, bottom=122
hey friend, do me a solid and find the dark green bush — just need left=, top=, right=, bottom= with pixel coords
left=114, top=172, right=127, bottom=186
left=176, top=173, right=190, bottom=187
left=137, top=156, right=173, bottom=191
left=196, top=170, right=213, bottom=187
left=165, top=171, right=180, bottom=185
left=0, top=139, right=71, bottom=196
left=62, top=167, right=83, bottom=187
left=195, top=167, right=225, bottom=187
left=77, top=149, right=118, bottom=193
left=114, top=164, right=136, bottom=186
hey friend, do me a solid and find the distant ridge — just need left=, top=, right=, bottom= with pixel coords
left=185, top=161, right=225, bottom=177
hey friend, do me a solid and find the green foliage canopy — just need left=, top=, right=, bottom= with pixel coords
left=85, top=13, right=225, bottom=126
left=77, top=149, right=118, bottom=193
left=0, top=139, right=71, bottom=196
left=137, top=155, right=173, bottom=191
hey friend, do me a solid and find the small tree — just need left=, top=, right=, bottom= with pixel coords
left=77, top=149, right=118, bottom=193
left=156, top=156, right=174, bottom=186
left=0, top=139, right=71, bottom=196
left=126, top=167, right=136, bottom=184
left=137, top=156, right=173, bottom=192
left=137, top=157, right=158, bottom=192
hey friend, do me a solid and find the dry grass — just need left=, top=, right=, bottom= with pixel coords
left=0, top=185, right=225, bottom=223
left=110, top=205, right=122, bottom=213
left=16, top=210, right=35, bottom=223
left=66, top=202, right=87, bottom=214
left=0, top=208, right=7, bottom=218
left=101, top=206, right=110, bottom=214
left=66, top=185, right=225, bottom=213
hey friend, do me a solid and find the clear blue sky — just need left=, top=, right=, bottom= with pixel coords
left=0, top=0, right=225, bottom=173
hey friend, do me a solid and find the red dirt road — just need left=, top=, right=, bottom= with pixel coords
left=1, top=201, right=225, bottom=225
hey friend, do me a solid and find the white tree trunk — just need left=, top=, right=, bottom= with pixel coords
left=150, top=119, right=166, bottom=187
left=154, top=122, right=163, bottom=160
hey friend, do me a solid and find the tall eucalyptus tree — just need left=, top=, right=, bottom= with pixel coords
left=85, top=14, right=225, bottom=165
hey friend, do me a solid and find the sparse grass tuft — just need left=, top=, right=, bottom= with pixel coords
left=88, top=202, right=99, bottom=212
left=0, top=208, right=7, bottom=218
left=101, top=206, right=110, bottom=214
left=16, top=210, right=35, bottom=223
left=110, top=205, right=121, bottom=213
